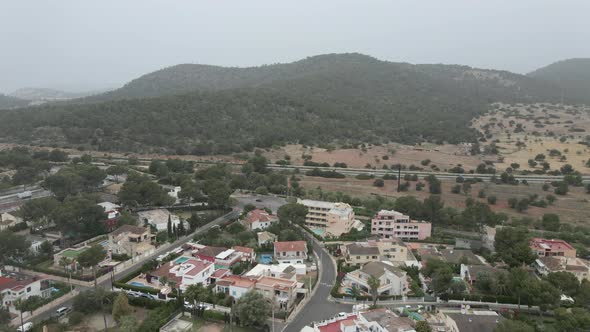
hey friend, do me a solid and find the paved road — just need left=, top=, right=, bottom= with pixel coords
left=232, top=193, right=287, bottom=213
left=268, top=164, right=590, bottom=184
left=24, top=209, right=240, bottom=326
left=285, top=234, right=352, bottom=332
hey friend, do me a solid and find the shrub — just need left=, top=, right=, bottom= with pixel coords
left=487, top=196, right=497, bottom=205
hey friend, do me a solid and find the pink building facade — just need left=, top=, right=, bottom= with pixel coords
left=371, top=210, right=431, bottom=241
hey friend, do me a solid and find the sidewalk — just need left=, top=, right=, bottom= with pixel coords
left=11, top=289, right=79, bottom=327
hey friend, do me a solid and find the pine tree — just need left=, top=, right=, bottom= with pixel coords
left=167, top=215, right=172, bottom=237
left=172, top=224, right=177, bottom=240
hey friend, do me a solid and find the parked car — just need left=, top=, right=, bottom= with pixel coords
left=55, top=306, right=71, bottom=317
left=16, top=322, right=33, bottom=332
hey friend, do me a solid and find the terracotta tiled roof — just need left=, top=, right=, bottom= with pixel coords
left=244, top=209, right=276, bottom=225
left=196, top=246, right=226, bottom=257
left=274, top=241, right=307, bottom=253
left=233, top=246, right=254, bottom=255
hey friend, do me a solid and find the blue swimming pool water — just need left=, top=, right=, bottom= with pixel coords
left=259, top=254, right=273, bottom=264
left=343, top=287, right=353, bottom=295
left=129, top=281, right=147, bottom=287
left=312, top=228, right=325, bottom=236
left=174, top=256, right=190, bottom=264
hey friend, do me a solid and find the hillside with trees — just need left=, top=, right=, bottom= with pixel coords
left=528, top=58, right=590, bottom=104
left=0, top=93, right=28, bottom=109
left=0, top=53, right=583, bottom=154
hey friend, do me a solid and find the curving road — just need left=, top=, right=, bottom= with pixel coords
left=285, top=233, right=352, bottom=332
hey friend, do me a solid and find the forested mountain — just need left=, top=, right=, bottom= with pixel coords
left=0, top=53, right=578, bottom=155
left=528, top=58, right=590, bottom=104
left=0, top=93, right=28, bottom=109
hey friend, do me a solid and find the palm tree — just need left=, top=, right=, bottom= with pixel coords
left=159, top=276, right=169, bottom=288
left=59, top=256, right=73, bottom=291
left=368, top=276, right=381, bottom=308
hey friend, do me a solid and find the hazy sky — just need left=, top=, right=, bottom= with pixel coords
left=1, top=0, right=589, bottom=93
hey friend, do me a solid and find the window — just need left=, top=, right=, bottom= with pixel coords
left=26, top=287, right=31, bottom=293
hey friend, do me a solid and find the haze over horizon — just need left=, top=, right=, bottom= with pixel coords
left=2, top=0, right=589, bottom=93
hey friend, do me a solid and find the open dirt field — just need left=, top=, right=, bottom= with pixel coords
left=264, top=143, right=489, bottom=171
left=472, top=102, right=590, bottom=173
left=300, top=175, right=590, bottom=225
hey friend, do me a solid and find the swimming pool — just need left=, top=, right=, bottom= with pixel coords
left=312, top=228, right=325, bottom=237
left=174, top=256, right=190, bottom=264
left=259, top=254, right=273, bottom=264
left=343, top=287, right=353, bottom=295
left=129, top=281, right=147, bottom=287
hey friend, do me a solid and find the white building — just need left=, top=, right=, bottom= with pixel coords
left=137, top=209, right=184, bottom=231
left=344, top=261, right=408, bottom=296
left=274, top=241, right=308, bottom=264
left=97, top=202, right=121, bottom=219
left=0, top=271, right=52, bottom=308
left=241, top=209, right=278, bottom=231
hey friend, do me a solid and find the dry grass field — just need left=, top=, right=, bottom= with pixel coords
left=263, top=143, right=487, bottom=171
left=472, top=102, right=590, bottom=174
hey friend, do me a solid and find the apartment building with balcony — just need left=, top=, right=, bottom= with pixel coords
left=371, top=210, right=431, bottom=241
left=298, top=199, right=356, bottom=237
left=0, top=271, right=52, bottom=308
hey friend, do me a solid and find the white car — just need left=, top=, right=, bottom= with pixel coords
left=16, top=322, right=33, bottom=332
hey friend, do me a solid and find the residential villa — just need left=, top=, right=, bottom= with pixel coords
left=151, top=257, right=215, bottom=291
left=245, top=263, right=302, bottom=280
left=439, top=310, right=503, bottom=332
left=97, top=202, right=121, bottom=219
left=215, top=275, right=256, bottom=300
left=53, top=245, right=92, bottom=271
left=274, top=241, right=308, bottom=264
left=0, top=212, right=23, bottom=231
left=254, top=275, right=299, bottom=310
left=534, top=256, right=590, bottom=282
left=530, top=238, right=576, bottom=258
left=460, top=264, right=500, bottom=286
left=257, top=231, right=277, bottom=246
left=215, top=274, right=300, bottom=310
left=241, top=209, right=278, bottom=231
left=304, top=308, right=415, bottom=332
left=232, top=246, right=256, bottom=262
left=192, top=245, right=226, bottom=263
left=344, top=261, right=408, bottom=296
left=298, top=199, right=356, bottom=237
left=108, top=225, right=155, bottom=258
left=371, top=210, right=431, bottom=241
left=137, top=209, right=184, bottom=232
left=0, top=271, right=52, bottom=308
left=341, top=239, right=409, bottom=267
left=213, top=249, right=244, bottom=269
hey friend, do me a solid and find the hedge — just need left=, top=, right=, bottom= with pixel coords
left=203, top=309, right=226, bottom=322
left=114, top=282, right=160, bottom=295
